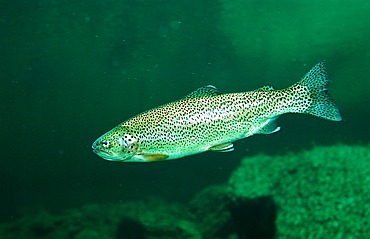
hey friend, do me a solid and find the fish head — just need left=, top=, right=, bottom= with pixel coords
left=92, top=131, right=139, bottom=162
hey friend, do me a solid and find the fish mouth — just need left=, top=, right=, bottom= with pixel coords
left=93, top=148, right=111, bottom=157
left=92, top=139, right=118, bottom=160
left=93, top=148, right=106, bottom=154
left=92, top=140, right=109, bottom=155
left=92, top=147, right=124, bottom=161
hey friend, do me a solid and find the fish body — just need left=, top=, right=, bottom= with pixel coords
left=92, top=61, right=341, bottom=162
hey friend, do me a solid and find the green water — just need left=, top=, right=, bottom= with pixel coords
left=0, top=0, right=369, bottom=224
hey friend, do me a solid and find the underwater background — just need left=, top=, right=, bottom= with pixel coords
left=1, top=0, right=369, bottom=238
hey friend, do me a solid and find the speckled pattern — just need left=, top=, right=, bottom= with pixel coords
left=92, top=61, right=341, bottom=162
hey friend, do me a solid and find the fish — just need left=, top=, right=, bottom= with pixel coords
left=92, top=61, right=341, bottom=162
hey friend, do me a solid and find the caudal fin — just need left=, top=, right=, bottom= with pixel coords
left=294, top=61, right=342, bottom=121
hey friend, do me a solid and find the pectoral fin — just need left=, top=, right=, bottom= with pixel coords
left=140, top=153, right=169, bottom=162
left=208, top=143, right=234, bottom=152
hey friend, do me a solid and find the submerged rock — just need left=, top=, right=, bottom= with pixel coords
left=228, top=144, right=370, bottom=238
left=189, top=184, right=233, bottom=239
left=0, top=198, right=201, bottom=239
left=2, top=144, right=369, bottom=239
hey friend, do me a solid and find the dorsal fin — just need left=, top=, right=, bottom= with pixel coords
left=255, top=85, right=275, bottom=92
left=183, top=85, right=222, bottom=99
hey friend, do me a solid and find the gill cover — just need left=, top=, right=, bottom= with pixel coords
left=117, top=134, right=140, bottom=155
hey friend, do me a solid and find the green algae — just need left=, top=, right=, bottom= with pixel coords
left=229, top=144, right=370, bottom=238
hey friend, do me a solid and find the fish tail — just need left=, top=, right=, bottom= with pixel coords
left=289, top=61, right=342, bottom=121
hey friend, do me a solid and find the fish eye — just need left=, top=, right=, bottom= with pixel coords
left=102, top=141, right=110, bottom=147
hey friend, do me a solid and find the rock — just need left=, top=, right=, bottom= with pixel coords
left=0, top=198, right=201, bottom=239
left=228, top=144, right=370, bottom=238
left=189, top=184, right=233, bottom=239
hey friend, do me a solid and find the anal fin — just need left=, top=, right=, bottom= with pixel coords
left=209, top=143, right=234, bottom=152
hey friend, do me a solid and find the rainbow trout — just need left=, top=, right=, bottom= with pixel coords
left=92, top=61, right=341, bottom=162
